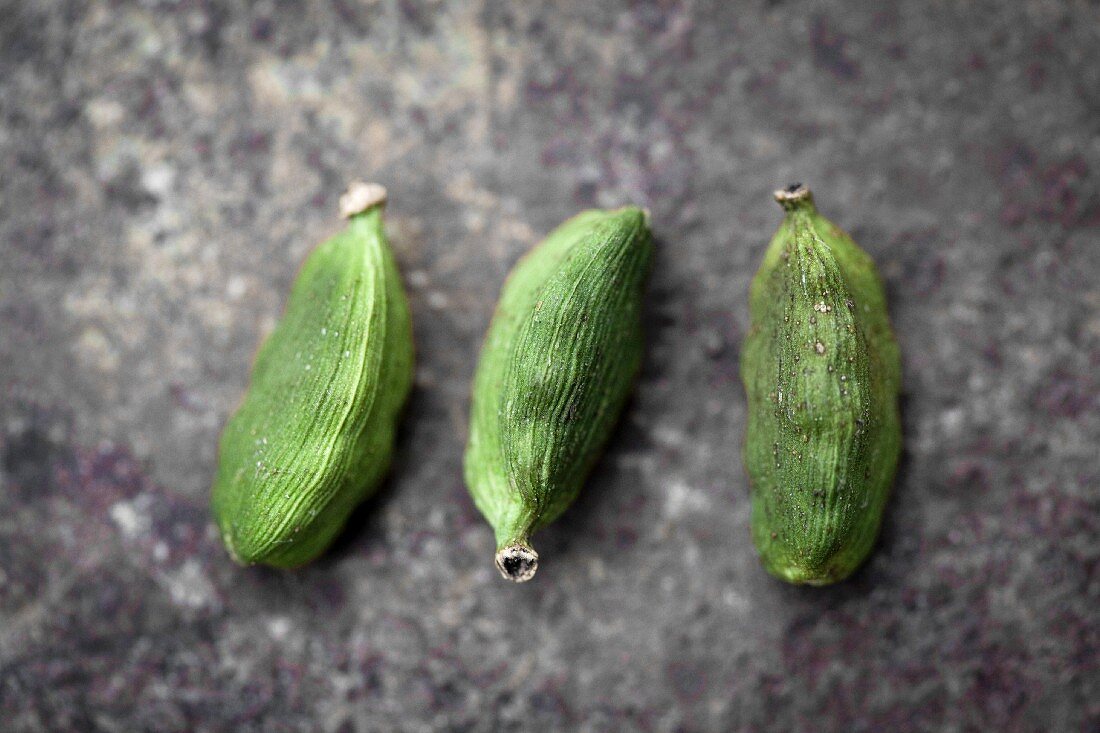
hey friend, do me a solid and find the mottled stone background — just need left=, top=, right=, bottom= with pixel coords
left=1, top=1, right=1098, bottom=731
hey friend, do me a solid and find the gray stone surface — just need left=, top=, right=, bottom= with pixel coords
left=1, top=1, right=1098, bottom=731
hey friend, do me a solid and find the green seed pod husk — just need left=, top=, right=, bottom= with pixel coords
left=465, top=207, right=654, bottom=582
left=212, top=182, right=414, bottom=568
left=740, top=184, right=901, bottom=585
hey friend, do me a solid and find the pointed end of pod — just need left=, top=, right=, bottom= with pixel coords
left=773, top=182, right=814, bottom=211
left=610, top=205, right=652, bottom=243
left=339, top=181, right=388, bottom=219
left=495, top=542, right=539, bottom=583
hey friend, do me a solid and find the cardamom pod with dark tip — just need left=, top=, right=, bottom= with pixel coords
left=211, top=182, right=414, bottom=568
left=465, top=207, right=654, bottom=582
left=740, top=183, right=902, bottom=585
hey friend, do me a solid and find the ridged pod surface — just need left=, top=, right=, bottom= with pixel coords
left=741, top=184, right=901, bottom=585
left=212, top=182, right=414, bottom=568
left=465, top=207, right=653, bottom=582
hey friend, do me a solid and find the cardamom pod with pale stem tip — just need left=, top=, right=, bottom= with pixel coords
left=740, top=183, right=902, bottom=585
left=465, top=207, right=654, bottom=582
left=212, top=182, right=414, bottom=568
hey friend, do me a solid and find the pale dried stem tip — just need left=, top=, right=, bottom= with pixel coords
left=773, top=182, right=813, bottom=210
left=339, top=181, right=388, bottom=218
left=495, top=543, right=539, bottom=582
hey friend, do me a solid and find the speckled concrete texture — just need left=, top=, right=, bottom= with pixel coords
left=1, top=1, right=1098, bottom=731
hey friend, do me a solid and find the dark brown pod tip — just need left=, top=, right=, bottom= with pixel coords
left=495, top=543, right=539, bottom=582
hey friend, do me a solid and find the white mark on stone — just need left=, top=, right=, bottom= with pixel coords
left=226, top=275, right=247, bottom=300
left=142, top=163, right=175, bottom=198
left=164, top=559, right=216, bottom=610
left=665, top=479, right=710, bottom=518
left=109, top=500, right=148, bottom=539
left=940, top=406, right=965, bottom=436
left=267, top=616, right=292, bottom=641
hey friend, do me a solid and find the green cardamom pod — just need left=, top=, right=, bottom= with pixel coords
left=212, top=182, right=414, bottom=568
left=740, top=184, right=902, bottom=585
left=465, top=207, right=654, bottom=582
